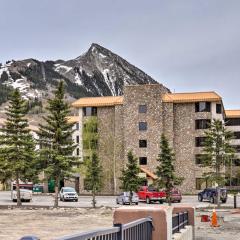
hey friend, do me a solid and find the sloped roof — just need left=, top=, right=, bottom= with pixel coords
left=162, top=91, right=222, bottom=103
left=72, top=96, right=123, bottom=108
left=140, top=167, right=158, bottom=180
left=225, top=110, right=240, bottom=118
left=67, top=116, right=80, bottom=123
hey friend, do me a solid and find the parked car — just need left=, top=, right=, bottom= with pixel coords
left=198, top=188, right=227, bottom=203
left=169, top=188, right=182, bottom=203
left=11, top=189, right=33, bottom=202
left=137, top=186, right=166, bottom=204
left=59, top=187, right=78, bottom=202
left=116, top=192, right=139, bottom=205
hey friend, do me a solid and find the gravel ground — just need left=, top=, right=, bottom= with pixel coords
left=1, top=207, right=240, bottom=240
left=195, top=210, right=240, bottom=240
left=0, top=208, right=113, bottom=240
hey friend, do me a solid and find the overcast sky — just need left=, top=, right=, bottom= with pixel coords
left=0, top=0, right=239, bottom=109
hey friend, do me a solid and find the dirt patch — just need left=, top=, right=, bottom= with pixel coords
left=0, top=208, right=114, bottom=240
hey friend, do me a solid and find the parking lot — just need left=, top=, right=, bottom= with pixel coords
left=0, top=191, right=238, bottom=208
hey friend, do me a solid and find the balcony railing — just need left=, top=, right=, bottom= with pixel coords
left=172, top=211, right=189, bottom=234
left=55, top=217, right=153, bottom=240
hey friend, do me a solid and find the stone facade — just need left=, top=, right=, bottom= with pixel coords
left=71, top=84, right=239, bottom=194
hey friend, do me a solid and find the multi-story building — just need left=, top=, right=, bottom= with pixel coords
left=225, top=110, right=240, bottom=187
left=69, top=84, right=240, bottom=194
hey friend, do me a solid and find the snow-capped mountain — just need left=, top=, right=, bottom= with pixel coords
left=0, top=43, right=159, bottom=104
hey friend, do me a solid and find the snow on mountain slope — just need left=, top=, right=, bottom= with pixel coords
left=0, top=43, right=163, bottom=104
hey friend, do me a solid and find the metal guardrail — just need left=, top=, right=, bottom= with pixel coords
left=55, top=217, right=153, bottom=240
left=172, top=211, right=189, bottom=234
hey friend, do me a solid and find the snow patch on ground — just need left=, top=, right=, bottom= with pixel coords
left=55, top=65, right=72, bottom=73
left=74, top=73, right=83, bottom=85
left=102, top=68, right=116, bottom=96
left=99, top=53, right=106, bottom=58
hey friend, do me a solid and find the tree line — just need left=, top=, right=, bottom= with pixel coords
left=0, top=80, right=238, bottom=207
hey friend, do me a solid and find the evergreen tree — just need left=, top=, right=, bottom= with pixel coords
left=156, top=134, right=182, bottom=206
left=201, top=119, right=236, bottom=206
left=37, top=81, right=78, bottom=207
left=120, top=150, right=143, bottom=205
left=84, top=152, right=103, bottom=208
left=0, top=89, right=37, bottom=206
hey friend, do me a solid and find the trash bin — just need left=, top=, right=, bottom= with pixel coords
left=48, top=179, right=55, bottom=193
left=33, top=185, right=43, bottom=193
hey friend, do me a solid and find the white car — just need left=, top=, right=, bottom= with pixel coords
left=11, top=189, right=32, bottom=202
left=59, top=187, right=78, bottom=202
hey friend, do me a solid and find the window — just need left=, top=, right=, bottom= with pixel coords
left=76, top=135, right=79, bottom=143
left=225, top=118, right=240, bottom=126
left=139, top=122, right=147, bottom=131
left=76, top=123, right=79, bottom=130
left=83, top=107, right=97, bottom=116
left=196, top=178, right=210, bottom=190
left=139, top=140, right=147, bottom=148
left=139, top=105, right=147, bottom=113
left=195, top=102, right=211, bottom=112
left=139, top=157, right=147, bottom=165
left=76, top=148, right=79, bottom=156
left=233, top=132, right=240, bottom=139
left=231, top=145, right=240, bottom=153
left=216, top=104, right=222, bottom=114
left=233, top=159, right=240, bottom=166
left=195, top=137, right=207, bottom=147
left=195, top=154, right=206, bottom=165
left=195, top=119, right=211, bottom=129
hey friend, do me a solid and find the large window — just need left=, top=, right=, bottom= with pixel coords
left=195, top=154, right=207, bottom=165
left=139, top=122, right=148, bottom=131
left=195, top=119, right=211, bottom=129
left=225, top=118, right=240, bottom=126
left=139, top=140, right=147, bottom=148
left=139, top=157, right=147, bottom=165
left=195, top=102, right=211, bottom=112
left=83, top=107, right=97, bottom=116
left=233, top=132, right=240, bottom=139
left=139, top=105, right=147, bottom=113
left=216, top=104, right=222, bottom=114
left=195, top=137, right=207, bottom=147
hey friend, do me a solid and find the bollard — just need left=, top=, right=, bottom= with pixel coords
left=234, top=195, right=237, bottom=209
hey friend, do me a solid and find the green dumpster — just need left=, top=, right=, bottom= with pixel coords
left=48, top=179, right=55, bottom=193
left=33, top=185, right=43, bottom=193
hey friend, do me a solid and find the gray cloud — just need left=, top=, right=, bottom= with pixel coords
left=0, top=0, right=239, bottom=108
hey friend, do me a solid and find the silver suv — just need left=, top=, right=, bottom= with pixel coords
left=59, top=187, right=78, bottom=202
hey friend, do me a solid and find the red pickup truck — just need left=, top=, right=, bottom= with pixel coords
left=137, top=186, right=166, bottom=204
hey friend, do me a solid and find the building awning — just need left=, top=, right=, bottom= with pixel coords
left=140, top=167, right=158, bottom=180
left=225, top=110, right=240, bottom=118
left=162, top=91, right=222, bottom=103
left=67, top=116, right=80, bottom=123
left=72, top=96, right=123, bottom=108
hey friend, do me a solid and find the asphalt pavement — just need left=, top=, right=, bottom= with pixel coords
left=0, top=191, right=238, bottom=208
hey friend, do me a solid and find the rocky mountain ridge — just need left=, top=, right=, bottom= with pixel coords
left=0, top=43, right=160, bottom=106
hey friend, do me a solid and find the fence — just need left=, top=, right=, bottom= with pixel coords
left=172, top=212, right=189, bottom=234
left=56, top=217, right=153, bottom=240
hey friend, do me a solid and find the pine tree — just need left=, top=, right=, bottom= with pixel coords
left=156, top=134, right=182, bottom=206
left=84, top=152, right=103, bottom=208
left=202, top=119, right=236, bottom=206
left=0, top=89, right=37, bottom=206
left=37, top=81, right=78, bottom=207
left=120, top=150, right=143, bottom=205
